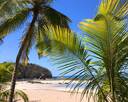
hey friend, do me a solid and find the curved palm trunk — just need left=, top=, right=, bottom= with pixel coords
left=8, top=48, right=24, bottom=102
left=110, top=69, right=116, bottom=102
left=8, top=10, right=38, bottom=102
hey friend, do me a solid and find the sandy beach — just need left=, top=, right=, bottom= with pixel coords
left=15, top=80, right=95, bottom=102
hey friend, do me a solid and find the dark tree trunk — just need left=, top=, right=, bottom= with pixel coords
left=8, top=10, right=38, bottom=102
left=8, top=46, right=24, bottom=102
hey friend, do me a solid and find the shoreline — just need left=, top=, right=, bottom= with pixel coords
left=16, top=79, right=87, bottom=92
left=14, top=79, right=96, bottom=102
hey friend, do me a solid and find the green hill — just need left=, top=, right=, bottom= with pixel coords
left=0, top=62, right=52, bottom=82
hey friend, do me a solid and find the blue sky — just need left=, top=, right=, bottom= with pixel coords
left=0, top=0, right=100, bottom=76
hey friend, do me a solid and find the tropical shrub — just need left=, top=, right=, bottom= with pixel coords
left=0, top=62, right=29, bottom=102
left=0, top=62, right=13, bottom=83
left=0, top=89, right=29, bottom=102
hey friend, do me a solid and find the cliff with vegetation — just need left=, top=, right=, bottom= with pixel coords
left=0, top=62, right=52, bottom=82
left=17, top=63, right=52, bottom=79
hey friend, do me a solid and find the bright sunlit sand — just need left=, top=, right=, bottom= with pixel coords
left=15, top=80, right=95, bottom=102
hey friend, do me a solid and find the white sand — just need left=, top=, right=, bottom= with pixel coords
left=15, top=80, right=95, bottom=102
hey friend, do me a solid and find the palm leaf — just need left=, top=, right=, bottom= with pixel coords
left=0, top=89, right=29, bottom=102
left=42, top=6, right=71, bottom=28
left=0, top=0, right=28, bottom=17
left=79, top=0, right=128, bottom=101
left=39, top=25, right=107, bottom=102
left=0, top=8, right=30, bottom=40
left=98, top=0, right=128, bottom=19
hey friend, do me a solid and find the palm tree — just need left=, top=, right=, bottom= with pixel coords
left=0, top=0, right=71, bottom=102
left=79, top=0, right=128, bottom=101
left=47, top=0, right=128, bottom=102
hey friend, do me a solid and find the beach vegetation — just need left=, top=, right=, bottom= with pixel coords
left=0, top=63, right=29, bottom=102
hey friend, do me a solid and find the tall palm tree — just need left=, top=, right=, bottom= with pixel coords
left=0, top=0, right=71, bottom=102
left=47, top=0, right=128, bottom=102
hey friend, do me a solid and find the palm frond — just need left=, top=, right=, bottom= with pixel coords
left=0, top=0, right=27, bottom=17
left=79, top=0, right=128, bottom=101
left=0, top=8, right=30, bottom=40
left=98, top=0, right=128, bottom=19
left=38, top=25, right=108, bottom=102
left=42, top=6, right=71, bottom=28
left=43, top=25, right=84, bottom=53
left=34, top=17, right=51, bottom=57
left=0, top=89, right=29, bottom=102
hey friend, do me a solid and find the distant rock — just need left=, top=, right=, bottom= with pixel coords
left=0, top=62, right=52, bottom=80
left=17, top=63, right=52, bottom=80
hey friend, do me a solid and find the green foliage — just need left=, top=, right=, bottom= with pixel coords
left=0, top=62, right=29, bottom=102
left=45, top=26, right=100, bottom=102
left=1, top=0, right=127, bottom=102
left=0, top=89, right=29, bottom=102
left=0, top=0, right=71, bottom=64
left=0, top=0, right=71, bottom=101
left=0, top=8, right=29, bottom=39
left=47, top=0, right=128, bottom=102
left=0, top=62, right=13, bottom=83
left=79, top=0, right=128, bottom=101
